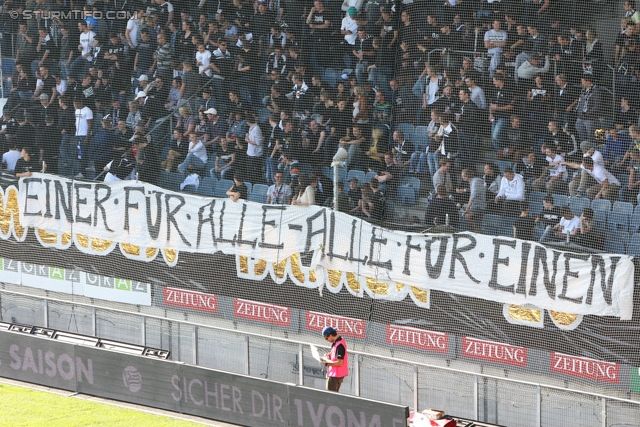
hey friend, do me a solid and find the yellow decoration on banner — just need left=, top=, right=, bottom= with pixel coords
left=62, top=233, right=71, bottom=245
left=91, top=238, right=112, bottom=252
left=239, top=256, right=249, bottom=274
left=508, top=305, right=541, bottom=322
left=309, top=270, right=317, bottom=282
left=366, top=277, right=389, bottom=295
left=290, top=253, right=305, bottom=282
left=411, top=286, right=428, bottom=303
left=163, top=249, right=177, bottom=264
left=76, top=234, right=89, bottom=248
left=273, top=258, right=287, bottom=279
left=37, top=229, right=58, bottom=244
left=396, top=283, right=404, bottom=292
left=346, top=272, right=360, bottom=293
left=254, top=259, right=267, bottom=275
left=121, top=243, right=140, bottom=256
left=328, top=270, right=341, bottom=288
left=145, top=247, right=157, bottom=259
left=549, top=311, right=579, bottom=326
left=0, top=187, right=24, bottom=238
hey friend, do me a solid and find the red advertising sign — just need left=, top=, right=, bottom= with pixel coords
left=385, top=325, right=449, bottom=353
left=305, top=311, right=367, bottom=339
left=233, top=298, right=291, bottom=326
left=462, top=337, right=528, bottom=367
left=550, top=353, right=620, bottom=384
left=163, top=287, right=218, bottom=314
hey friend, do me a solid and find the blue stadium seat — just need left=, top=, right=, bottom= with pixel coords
left=591, top=199, right=612, bottom=212
left=244, top=182, right=253, bottom=195
left=627, top=244, right=640, bottom=256
left=607, top=212, right=629, bottom=232
left=347, top=169, right=366, bottom=184
left=201, top=176, right=218, bottom=189
left=604, top=231, right=629, bottom=254
left=528, top=191, right=547, bottom=206
left=214, top=179, right=234, bottom=198
left=336, top=167, right=348, bottom=183
left=630, top=214, right=640, bottom=234
left=400, top=176, right=421, bottom=193
left=248, top=192, right=267, bottom=203
left=196, top=185, right=214, bottom=197
left=167, top=173, right=184, bottom=192
left=494, top=160, right=512, bottom=175
left=396, top=123, right=415, bottom=137
left=594, top=210, right=608, bottom=229
left=530, top=201, right=543, bottom=216
left=629, top=233, right=640, bottom=247
left=157, top=170, right=171, bottom=189
left=298, top=163, right=312, bottom=176
left=552, top=194, right=569, bottom=208
left=398, top=186, right=416, bottom=205
left=569, top=197, right=590, bottom=216
left=252, top=184, right=269, bottom=197
left=497, top=217, right=516, bottom=238
left=613, top=201, right=634, bottom=215
left=634, top=203, right=640, bottom=216
left=365, top=171, right=378, bottom=183
left=322, top=68, right=337, bottom=88
left=481, top=214, right=502, bottom=235
left=322, top=166, right=332, bottom=180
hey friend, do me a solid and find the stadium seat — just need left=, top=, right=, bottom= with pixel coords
left=607, top=212, right=629, bottom=232
left=322, top=67, right=337, bottom=88
left=196, top=185, right=214, bottom=197
left=634, top=203, right=640, bottom=216
left=214, top=179, right=234, bottom=198
left=494, top=160, right=512, bottom=175
left=630, top=214, right=640, bottom=234
left=481, top=214, right=502, bottom=235
left=336, top=167, right=348, bottom=183
left=244, top=182, right=253, bottom=195
left=629, top=233, right=640, bottom=247
left=248, top=192, right=267, bottom=203
left=604, top=231, right=629, bottom=254
left=347, top=169, right=366, bottom=184
left=365, top=171, right=378, bottom=183
left=201, top=176, right=217, bottom=189
left=400, top=176, right=421, bottom=193
left=627, top=244, right=640, bottom=256
left=398, top=186, right=416, bottom=205
left=157, top=170, right=170, bottom=189
left=322, top=166, right=332, bottom=180
left=594, top=210, right=608, bottom=229
left=552, top=194, right=569, bottom=208
left=396, top=123, right=415, bottom=137
left=528, top=191, right=547, bottom=206
left=530, top=201, right=543, bottom=216
left=252, top=184, right=269, bottom=197
left=569, top=197, right=590, bottom=216
left=298, top=163, right=312, bottom=176
left=167, top=173, right=184, bottom=192
left=613, top=201, right=634, bottom=215
left=591, top=199, right=612, bottom=212
left=497, top=217, right=516, bottom=238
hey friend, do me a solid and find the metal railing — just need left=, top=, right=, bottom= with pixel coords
left=1, top=287, right=639, bottom=426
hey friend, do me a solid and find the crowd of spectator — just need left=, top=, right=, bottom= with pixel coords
left=0, top=0, right=637, bottom=250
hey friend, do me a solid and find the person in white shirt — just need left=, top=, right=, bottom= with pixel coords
left=340, top=7, right=359, bottom=67
left=553, top=207, right=581, bottom=239
left=245, top=113, right=263, bottom=183
left=563, top=156, right=621, bottom=201
left=69, top=21, right=95, bottom=79
left=195, top=43, right=213, bottom=77
left=2, top=143, right=21, bottom=171
left=533, top=145, right=566, bottom=193
left=177, top=133, right=208, bottom=174
left=125, top=6, right=146, bottom=49
left=266, top=171, right=293, bottom=204
left=484, top=19, right=507, bottom=77
left=495, top=169, right=525, bottom=216
left=73, top=97, right=93, bottom=178
left=568, top=140, right=605, bottom=196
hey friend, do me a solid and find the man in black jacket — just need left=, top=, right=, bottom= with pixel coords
left=424, top=184, right=460, bottom=228
left=456, top=88, right=482, bottom=169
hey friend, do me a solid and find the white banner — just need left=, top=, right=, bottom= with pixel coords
left=16, top=174, right=635, bottom=319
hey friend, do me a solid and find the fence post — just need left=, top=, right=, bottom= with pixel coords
left=140, top=315, right=146, bottom=346
left=244, top=335, right=250, bottom=376
left=298, top=344, right=304, bottom=386
left=91, top=306, right=97, bottom=336
left=474, top=375, right=479, bottom=420
left=43, top=299, right=48, bottom=328
left=192, top=325, right=198, bottom=365
left=354, top=354, right=360, bottom=397
left=602, top=397, right=606, bottom=427
left=536, top=385, right=541, bottom=427
left=413, top=365, right=419, bottom=412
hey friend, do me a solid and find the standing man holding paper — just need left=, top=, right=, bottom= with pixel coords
left=321, top=326, right=349, bottom=393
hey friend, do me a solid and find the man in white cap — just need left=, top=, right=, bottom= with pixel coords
left=135, top=74, right=149, bottom=97
left=203, top=108, right=225, bottom=153
left=321, top=326, right=348, bottom=393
